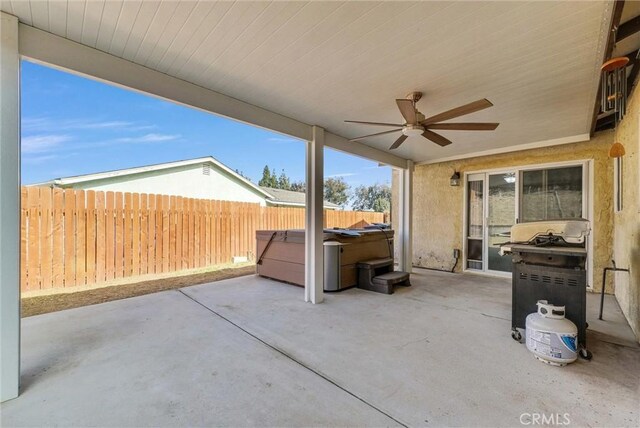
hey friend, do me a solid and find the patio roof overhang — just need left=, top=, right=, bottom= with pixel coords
left=17, top=24, right=409, bottom=170
left=1, top=1, right=615, bottom=164
left=0, top=1, right=621, bottom=403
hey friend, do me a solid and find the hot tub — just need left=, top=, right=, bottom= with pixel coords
left=256, top=229, right=394, bottom=291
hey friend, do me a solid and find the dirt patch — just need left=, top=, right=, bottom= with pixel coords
left=22, top=265, right=256, bottom=318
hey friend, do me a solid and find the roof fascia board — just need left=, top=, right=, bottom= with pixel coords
left=205, top=157, right=273, bottom=198
left=53, top=157, right=214, bottom=185
left=267, top=201, right=338, bottom=209
left=416, top=133, right=590, bottom=165
left=18, top=24, right=409, bottom=170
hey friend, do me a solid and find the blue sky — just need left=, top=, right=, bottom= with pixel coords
left=21, top=60, right=390, bottom=193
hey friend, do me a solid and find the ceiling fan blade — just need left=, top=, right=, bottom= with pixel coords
left=422, top=129, right=453, bottom=147
left=426, top=122, right=499, bottom=131
left=345, top=120, right=404, bottom=127
left=422, top=99, right=493, bottom=125
left=389, top=134, right=408, bottom=150
left=396, top=99, right=417, bottom=124
left=349, top=128, right=402, bottom=142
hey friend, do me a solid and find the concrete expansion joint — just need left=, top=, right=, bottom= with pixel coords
left=176, top=289, right=409, bottom=427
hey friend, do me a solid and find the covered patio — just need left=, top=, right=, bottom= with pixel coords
left=1, top=1, right=640, bottom=424
left=2, top=271, right=638, bottom=427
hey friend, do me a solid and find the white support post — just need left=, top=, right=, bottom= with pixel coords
left=0, top=11, right=21, bottom=402
left=305, top=126, right=324, bottom=304
left=398, top=160, right=414, bottom=273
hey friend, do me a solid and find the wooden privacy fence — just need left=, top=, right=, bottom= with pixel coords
left=21, top=186, right=386, bottom=292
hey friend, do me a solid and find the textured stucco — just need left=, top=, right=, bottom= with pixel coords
left=411, top=131, right=615, bottom=292
left=612, top=84, right=640, bottom=341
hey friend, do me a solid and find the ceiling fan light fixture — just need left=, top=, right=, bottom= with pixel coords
left=402, top=125, right=424, bottom=137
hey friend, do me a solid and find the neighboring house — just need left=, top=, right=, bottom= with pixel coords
left=32, top=156, right=339, bottom=210
left=258, top=186, right=336, bottom=209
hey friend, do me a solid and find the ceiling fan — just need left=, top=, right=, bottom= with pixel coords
left=345, top=92, right=499, bottom=150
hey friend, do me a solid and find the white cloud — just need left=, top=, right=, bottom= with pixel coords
left=22, top=153, right=76, bottom=165
left=116, top=133, right=181, bottom=143
left=267, top=137, right=301, bottom=144
left=22, top=117, right=155, bottom=132
left=21, top=117, right=49, bottom=131
left=327, top=173, right=358, bottom=178
left=72, top=120, right=139, bottom=130
left=21, top=135, right=72, bottom=153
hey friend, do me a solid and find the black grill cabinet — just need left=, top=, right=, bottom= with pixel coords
left=509, top=244, right=588, bottom=350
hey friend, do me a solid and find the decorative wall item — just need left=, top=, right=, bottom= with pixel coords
left=601, top=57, right=629, bottom=124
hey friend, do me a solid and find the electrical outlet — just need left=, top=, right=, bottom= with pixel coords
left=453, top=249, right=461, bottom=259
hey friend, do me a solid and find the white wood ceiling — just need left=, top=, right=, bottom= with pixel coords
left=2, top=1, right=612, bottom=163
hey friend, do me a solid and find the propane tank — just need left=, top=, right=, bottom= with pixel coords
left=526, top=300, right=578, bottom=366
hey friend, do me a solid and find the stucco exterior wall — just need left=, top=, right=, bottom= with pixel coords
left=67, top=164, right=267, bottom=205
left=412, top=131, right=614, bottom=292
left=612, top=85, right=640, bottom=341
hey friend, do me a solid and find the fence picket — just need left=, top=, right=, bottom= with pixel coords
left=114, top=192, right=124, bottom=279
left=63, top=189, right=76, bottom=287
left=140, top=193, right=149, bottom=275
left=162, top=195, right=170, bottom=273
left=123, top=192, right=133, bottom=278
left=147, top=194, right=156, bottom=274
left=169, top=195, right=177, bottom=272
left=175, top=197, right=183, bottom=271
left=154, top=195, right=163, bottom=274
left=26, top=187, right=40, bottom=290
left=85, top=190, right=96, bottom=286
left=105, top=192, right=115, bottom=281
left=95, top=191, right=106, bottom=283
left=132, top=193, right=141, bottom=277
left=40, top=187, right=53, bottom=289
left=181, top=197, right=189, bottom=270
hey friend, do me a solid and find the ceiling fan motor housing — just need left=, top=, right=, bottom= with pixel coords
left=402, top=124, right=425, bottom=137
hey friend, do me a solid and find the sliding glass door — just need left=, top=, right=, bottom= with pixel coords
left=465, top=163, right=586, bottom=276
left=466, top=174, right=484, bottom=271
left=465, top=171, right=516, bottom=274
left=487, top=172, right=516, bottom=273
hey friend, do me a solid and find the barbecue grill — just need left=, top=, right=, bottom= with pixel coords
left=500, top=219, right=592, bottom=360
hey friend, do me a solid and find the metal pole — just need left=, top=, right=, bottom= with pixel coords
left=599, top=268, right=609, bottom=321
left=599, top=260, right=630, bottom=320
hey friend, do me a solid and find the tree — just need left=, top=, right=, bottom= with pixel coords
left=351, top=183, right=391, bottom=213
left=259, top=165, right=303, bottom=191
left=258, top=165, right=277, bottom=187
left=277, top=169, right=291, bottom=190
left=258, top=166, right=353, bottom=207
left=289, top=181, right=306, bottom=192
left=324, top=177, right=350, bottom=208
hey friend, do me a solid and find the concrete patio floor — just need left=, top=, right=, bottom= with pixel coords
left=2, top=269, right=639, bottom=427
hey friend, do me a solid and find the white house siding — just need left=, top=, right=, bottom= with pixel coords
left=68, top=163, right=267, bottom=205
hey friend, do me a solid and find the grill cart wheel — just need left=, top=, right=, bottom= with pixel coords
left=511, top=329, right=522, bottom=342
left=579, top=348, right=592, bottom=360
